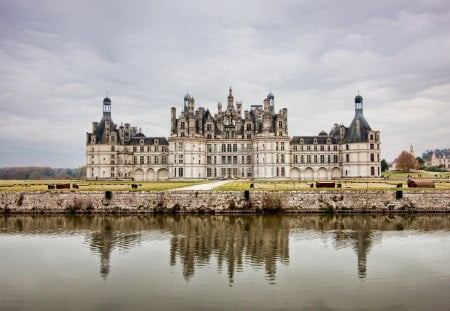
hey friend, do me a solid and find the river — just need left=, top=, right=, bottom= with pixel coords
left=1, top=214, right=449, bottom=310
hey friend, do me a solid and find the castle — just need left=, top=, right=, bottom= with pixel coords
left=86, top=88, right=381, bottom=180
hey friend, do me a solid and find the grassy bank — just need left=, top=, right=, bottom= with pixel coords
left=0, top=180, right=207, bottom=191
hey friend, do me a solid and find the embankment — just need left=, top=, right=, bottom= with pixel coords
left=1, top=190, right=449, bottom=213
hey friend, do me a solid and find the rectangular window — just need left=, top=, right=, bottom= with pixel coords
left=346, top=154, right=350, bottom=162
left=222, top=144, right=226, bottom=152
left=320, top=145, right=324, bottom=151
left=140, top=156, right=144, bottom=164
left=179, top=155, right=183, bottom=164
left=314, top=155, right=318, bottom=163
left=207, top=144, right=212, bottom=152
left=307, top=155, right=311, bottom=163
left=281, top=167, right=285, bottom=177
left=178, top=142, right=184, bottom=151
left=207, top=156, right=212, bottom=165
left=140, top=146, right=144, bottom=152
left=154, top=156, right=159, bottom=165
left=133, top=146, right=137, bottom=152
left=370, top=144, right=374, bottom=150
left=227, top=156, right=232, bottom=164
left=320, top=155, right=325, bottom=163
left=293, top=155, right=298, bottom=164
left=221, top=168, right=226, bottom=177
left=293, top=145, right=298, bottom=151
left=233, top=156, right=237, bottom=164
left=281, top=154, right=285, bottom=164
left=178, top=167, right=183, bottom=177
left=207, top=167, right=212, bottom=177
left=281, top=142, right=285, bottom=151
left=307, top=146, right=311, bottom=151
left=233, top=144, right=237, bottom=152
left=227, top=144, right=232, bottom=152
left=222, top=156, right=226, bottom=164
left=370, top=153, right=375, bottom=162
left=333, top=155, right=338, bottom=163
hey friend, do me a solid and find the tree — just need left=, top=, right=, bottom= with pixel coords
left=381, top=159, right=389, bottom=172
left=396, top=151, right=418, bottom=173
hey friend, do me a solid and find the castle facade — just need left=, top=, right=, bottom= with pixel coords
left=86, top=88, right=381, bottom=180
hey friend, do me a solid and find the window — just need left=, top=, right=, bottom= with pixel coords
left=207, top=156, right=212, bottom=165
left=307, top=146, right=311, bottom=151
left=333, top=145, right=338, bottom=151
left=293, top=155, right=298, bottom=164
left=281, top=154, right=285, bottom=164
left=140, top=156, right=144, bottom=164
left=370, top=144, right=374, bottom=150
left=162, top=156, right=167, bottom=164
left=222, top=156, right=226, bottom=164
left=222, top=144, right=226, bottom=152
left=307, top=155, right=311, bottom=163
left=246, top=124, right=252, bottom=131
left=371, top=167, right=375, bottom=175
left=180, top=132, right=185, bottom=137
left=333, top=155, right=338, bottom=163
left=346, top=144, right=349, bottom=150
left=207, top=134, right=212, bottom=139
left=227, top=144, right=232, bottom=153
left=346, top=154, right=350, bottom=162
left=247, top=155, right=252, bottom=164
left=178, top=142, right=184, bottom=151
left=320, top=145, right=324, bottom=151
left=301, top=155, right=304, bottom=163
left=320, top=155, right=325, bottom=163
left=207, top=124, right=212, bottom=131
left=111, top=146, right=115, bottom=151
left=140, top=146, right=144, bottom=152
left=233, top=156, right=237, bottom=164
left=133, top=146, right=137, bottom=152
left=293, top=145, right=298, bottom=151
left=314, top=145, right=317, bottom=151
left=178, top=168, right=183, bottom=177
left=370, top=153, right=375, bottom=162
left=233, top=144, right=237, bottom=152
left=180, top=122, right=185, bottom=130
left=281, top=142, right=285, bottom=151
left=278, top=121, right=283, bottom=128
left=276, top=142, right=279, bottom=151
left=281, top=167, right=285, bottom=177
left=207, top=167, right=212, bottom=177
left=179, top=155, right=183, bottom=164
left=314, top=155, right=318, bottom=163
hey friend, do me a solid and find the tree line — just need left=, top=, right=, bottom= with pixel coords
left=0, top=166, right=86, bottom=180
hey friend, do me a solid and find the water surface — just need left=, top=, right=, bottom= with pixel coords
left=1, top=214, right=449, bottom=310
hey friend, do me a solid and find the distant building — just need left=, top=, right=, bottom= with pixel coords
left=424, top=149, right=450, bottom=169
left=86, top=88, right=381, bottom=180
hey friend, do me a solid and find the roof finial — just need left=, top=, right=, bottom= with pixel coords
left=106, top=90, right=109, bottom=97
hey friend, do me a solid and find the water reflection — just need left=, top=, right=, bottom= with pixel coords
left=1, top=214, right=449, bottom=283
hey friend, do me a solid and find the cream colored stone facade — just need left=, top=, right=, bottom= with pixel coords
left=86, top=89, right=381, bottom=180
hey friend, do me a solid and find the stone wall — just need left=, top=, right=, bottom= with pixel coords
left=1, top=190, right=449, bottom=213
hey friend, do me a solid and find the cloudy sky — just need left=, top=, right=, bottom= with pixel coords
left=1, top=0, right=449, bottom=168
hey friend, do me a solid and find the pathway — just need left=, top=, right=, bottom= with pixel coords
left=171, top=180, right=231, bottom=191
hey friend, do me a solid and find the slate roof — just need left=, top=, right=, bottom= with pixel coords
left=290, top=136, right=337, bottom=144
left=342, top=111, right=372, bottom=143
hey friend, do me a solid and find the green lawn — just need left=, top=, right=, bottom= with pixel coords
left=0, top=180, right=207, bottom=191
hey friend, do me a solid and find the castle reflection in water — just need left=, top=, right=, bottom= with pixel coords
left=1, top=215, right=449, bottom=283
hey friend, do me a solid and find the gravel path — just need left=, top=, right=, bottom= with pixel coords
left=171, top=180, right=231, bottom=191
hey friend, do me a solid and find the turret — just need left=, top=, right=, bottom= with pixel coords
left=103, top=97, right=111, bottom=118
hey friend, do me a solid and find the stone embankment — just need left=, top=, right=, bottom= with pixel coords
left=1, top=190, right=449, bottom=213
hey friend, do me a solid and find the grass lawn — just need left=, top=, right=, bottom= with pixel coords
left=0, top=180, right=207, bottom=191
left=214, top=178, right=450, bottom=191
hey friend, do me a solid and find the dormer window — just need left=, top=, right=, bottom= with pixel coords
left=327, top=138, right=331, bottom=144
left=300, top=138, right=304, bottom=144
left=140, top=139, right=144, bottom=145
left=313, top=138, right=318, bottom=144
left=155, top=139, right=159, bottom=145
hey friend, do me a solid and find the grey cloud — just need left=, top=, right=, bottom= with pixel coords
left=1, top=0, right=449, bottom=166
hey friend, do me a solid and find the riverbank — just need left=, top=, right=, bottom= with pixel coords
left=1, top=190, right=449, bottom=213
